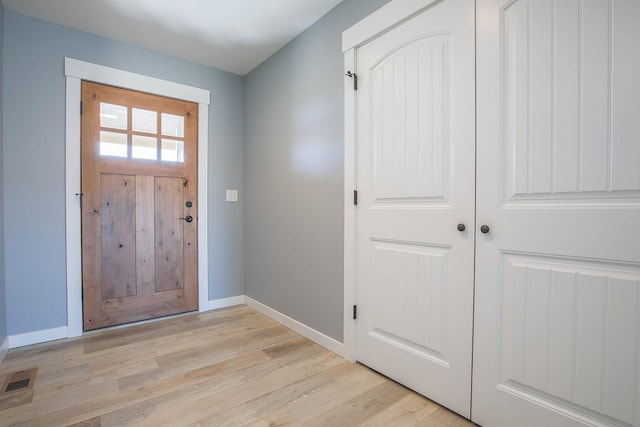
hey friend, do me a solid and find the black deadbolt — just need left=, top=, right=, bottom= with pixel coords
left=186, top=201, right=193, bottom=208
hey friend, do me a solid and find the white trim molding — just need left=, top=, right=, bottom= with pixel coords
left=64, top=58, right=211, bottom=338
left=343, top=48, right=357, bottom=363
left=64, top=59, right=209, bottom=104
left=204, top=295, right=246, bottom=311
left=196, top=102, right=210, bottom=313
left=9, top=327, right=68, bottom=349
left=342, top=0, right=443, bottom=52
left=0, top=336, right=9, bottom=364
left=245, top=297, right=344, bottom=358
left=3, top=297, right=345, bottom=359
left=341, top=0, right=443, bottom=365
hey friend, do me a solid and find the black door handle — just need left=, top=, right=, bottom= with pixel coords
left=480, top=225, right=490, bottom=234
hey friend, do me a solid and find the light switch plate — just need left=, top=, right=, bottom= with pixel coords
left=226, top=190, right=238, bottom=202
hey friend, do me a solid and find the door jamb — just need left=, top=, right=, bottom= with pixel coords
left=343, top=47, right=356, bottom=363
left=341, top=0, right=446, bottom=363
left=64, top=58, right=211, bottom=337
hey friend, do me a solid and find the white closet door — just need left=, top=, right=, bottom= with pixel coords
left=355, top=0, right=475, bottom=417
left=473, top=0, right=640, bottom=426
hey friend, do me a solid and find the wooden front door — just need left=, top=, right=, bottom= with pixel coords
left=81, top=81, right=198, bottom=331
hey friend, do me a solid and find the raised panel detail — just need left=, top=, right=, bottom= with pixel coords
left=101, top=174, right=137, bottom=299
left=135, top=176, right=156, bottom=296
left=499, top=252, right=640, bottom=425
left=501, top=0, right=640, bottom=205
left=154, top=177, right=184, bottom=292
left=370, top=35, right=451, bottom=204
left=369, top=239, right=449, bottom=365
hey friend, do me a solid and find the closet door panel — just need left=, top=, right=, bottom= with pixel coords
left=355, top=0, right=476, bottom=417
left=473, top=1, right=640, bottom=426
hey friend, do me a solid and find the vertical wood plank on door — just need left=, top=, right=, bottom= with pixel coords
left=418, top=45, right=433, bottom=198
left=431, top=39, right=446, bottom=199
left=373, top=240, right=393, bottom=334
left=523, top=267, right=550, bottom=392
left=547, top=270, right=577, bottom=402
left=430, top=250, right=445, bottom=353
left=574, top=274, right=606, bottom=411
left=529, top=0, right=554, bottom=194
left=581, top=1, right=610, bottom=192
left=101, top=174, right=136, bottom=299
left=404, top=250, right=419, bottom=345
left=136, top=175, right=155, bottom=295
left=553, top=0, right=580, bottom=194
left=509, top=263, right=527, bottom=383
left=155, top=176, right=184, bottom=292
left=603, top=278, right=639, bottom=424
left=405, top=46, right=419, bottom=198
left=393, top=53, right=407, bottom=198
left=610, top=0, right=640, bottom=191
left=81, top=83, right=103, bottom=330
left=381, top=63, right=395, bottom=198
left=181, top=104, right=198, bottom=310
left=505, top=0, right=531, bottom=197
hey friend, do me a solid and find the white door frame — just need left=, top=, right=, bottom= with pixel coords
left=342, top=0, right=447, bottom=362
left=64, top=58, right=211, bottom=337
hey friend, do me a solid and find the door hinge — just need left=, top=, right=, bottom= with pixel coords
left=354, top=190, right=358, bottom=206
left=345, top=71, right=357, bottom=90
left=75, top=192, right=84, bottom=209
left=353, top=305, right=357, bottom=320
left=80, top=101, right=83, bottom=115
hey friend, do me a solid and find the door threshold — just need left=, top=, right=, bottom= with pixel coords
left=82, top=310, right=199, bottom=336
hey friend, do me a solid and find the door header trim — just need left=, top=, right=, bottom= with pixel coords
left=65, top=58, right=210, bottom=105
left=342, top=0, right=442, bottom=52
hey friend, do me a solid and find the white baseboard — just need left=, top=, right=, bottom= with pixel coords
left=245, top=296, right=344, bottom=358
left=0, top=335, right=9, bottom=365
left=4, top=297, right=345, bottom=360
left=6, top=297, right=244, bottom=349
left=203, top=295, right=246, bottom=311
left=9, top=326, right=69, bottom=349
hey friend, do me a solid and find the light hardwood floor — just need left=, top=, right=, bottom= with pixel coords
left=0, top=305, right=474, bottom=426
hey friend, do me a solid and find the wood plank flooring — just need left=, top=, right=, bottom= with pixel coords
left=0, top=305, right=474, bottom=426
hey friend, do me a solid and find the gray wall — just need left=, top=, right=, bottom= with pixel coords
left=0, top=3, right=6, bottom=343
left=3, top=12, right=245, bottom=335
left=244, top=0, right=391, bottom=342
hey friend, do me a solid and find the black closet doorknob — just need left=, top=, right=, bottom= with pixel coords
left=457, top=223, right=466, bottom=232
left=480, top=225, right=490, bottom=234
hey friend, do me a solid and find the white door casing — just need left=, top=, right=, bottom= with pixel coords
left=473, top=0, right=640, bottom=426
left=354, top=0, right=475, bottom=417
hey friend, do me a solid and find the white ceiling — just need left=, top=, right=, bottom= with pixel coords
left=1, top=0, right=344, bottom=76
